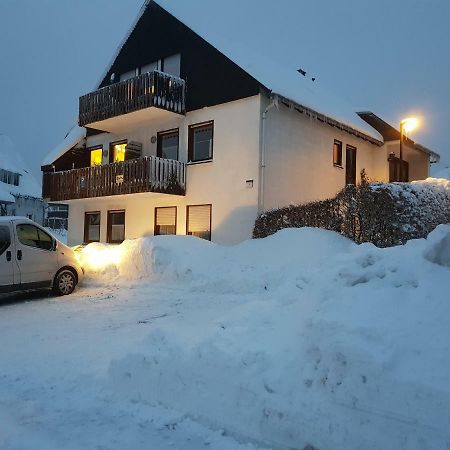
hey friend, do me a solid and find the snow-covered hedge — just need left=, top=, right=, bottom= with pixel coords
left=254, top=176, right=450, bottom=247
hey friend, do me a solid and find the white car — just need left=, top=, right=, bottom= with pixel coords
left=0, top=217, right=83, bottom=296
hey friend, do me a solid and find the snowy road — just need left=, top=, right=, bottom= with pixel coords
left=1, top=228, right=450, bottom=450
left=0, top=285, right=267, bottom=450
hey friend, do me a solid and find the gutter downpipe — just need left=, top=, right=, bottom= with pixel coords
left=258, top=94, right=279, bottom=215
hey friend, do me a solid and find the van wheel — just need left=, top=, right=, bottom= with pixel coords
left=53, top=269, right=77, bottom=296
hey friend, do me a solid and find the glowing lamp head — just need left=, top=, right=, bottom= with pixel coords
left=400, top=117, right=419, bottom=134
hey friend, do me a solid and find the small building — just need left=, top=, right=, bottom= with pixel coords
left=41, top=0, right=440, bottom=246
left=0, top=134, right=44, bottom=224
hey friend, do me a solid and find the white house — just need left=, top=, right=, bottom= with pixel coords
left=41, top=0, right=439, bottom=246
left=0, top=134, right=44, bottom=224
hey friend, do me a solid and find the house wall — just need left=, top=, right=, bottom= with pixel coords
left=66, top=95, right=262, bottom=246
left=384, top=141, right=429, bottom=181
left=262, top=101, right=387, bottom=210
left=4, top=196, right=45, bottom=224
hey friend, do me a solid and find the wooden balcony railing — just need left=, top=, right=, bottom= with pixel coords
left=42, top=156, right=186, bottom=202
left=79, top=70, right=186, bottom=126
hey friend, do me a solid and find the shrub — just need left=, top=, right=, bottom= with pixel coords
left=253, top=174, right=450, bottom=247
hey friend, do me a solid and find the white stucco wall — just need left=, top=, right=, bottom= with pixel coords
left=66, top=95, right=262, bottom=246
left=262, top=101, right=388, bottom=210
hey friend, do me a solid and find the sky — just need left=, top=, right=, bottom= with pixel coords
left=0, top=0, right=449, bottom=180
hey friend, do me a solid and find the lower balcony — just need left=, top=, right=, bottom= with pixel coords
left=42, top=156, right=186, bottom=202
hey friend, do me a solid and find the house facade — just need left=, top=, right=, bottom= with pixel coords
left=0, top=134, right=45, bottom=224
left=41, top=0, right=439, bottom=246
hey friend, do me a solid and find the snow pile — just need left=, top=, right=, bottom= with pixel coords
left=0, top=134, right=42, bottom=201
left=77, top=227, right=450, bottom=450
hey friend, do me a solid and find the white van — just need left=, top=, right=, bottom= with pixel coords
left=0, top=217, right=83, bottom=296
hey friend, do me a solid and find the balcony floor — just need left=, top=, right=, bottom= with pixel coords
left=86, top=106, right=183, bottom=134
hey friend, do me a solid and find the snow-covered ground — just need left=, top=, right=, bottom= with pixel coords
left=1, top=227, right=450, bottom=450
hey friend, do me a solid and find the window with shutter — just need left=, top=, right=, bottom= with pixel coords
left=155, top=207, right=177, bottom=235
left=186, top=205, right=212, bottom=241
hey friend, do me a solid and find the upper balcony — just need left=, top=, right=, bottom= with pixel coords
left=79, top=71, right=186, bottom=133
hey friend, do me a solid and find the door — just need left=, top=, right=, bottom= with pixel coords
left=14, top=223, right=58, bottom=286
left=0, top=224, right=15, bottom=291
left=346, top=145, right=357, bottom=185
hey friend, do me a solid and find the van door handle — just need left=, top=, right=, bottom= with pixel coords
left=6, top=251, right=11, bottom=261
left=17, top=250, right=22, bottom=261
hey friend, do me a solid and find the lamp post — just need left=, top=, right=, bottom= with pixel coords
left=399, top=117, right=418, bottom=181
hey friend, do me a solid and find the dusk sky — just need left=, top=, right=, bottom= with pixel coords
left=1, top=0, right=449, bottom=179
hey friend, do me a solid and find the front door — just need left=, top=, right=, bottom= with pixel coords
left=14, top=223, right=57, bottom=286
left=0, top=224, right=15, bottom=291
left=346, top=145, right=357, bottom=185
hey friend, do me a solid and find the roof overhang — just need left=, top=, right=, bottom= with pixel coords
left=278, top=96, right=384, bottom=146
left=357, top=111, right=440, bottom=162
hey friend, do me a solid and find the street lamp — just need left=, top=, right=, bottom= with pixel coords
left=399, top=117, right=418, bottom=181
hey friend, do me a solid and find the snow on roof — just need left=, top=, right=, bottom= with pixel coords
left=0, top=134, right=42, bottom=200
left=42, top=125, right=86, bottom=167
left=98, top=0, right=383, bottom=143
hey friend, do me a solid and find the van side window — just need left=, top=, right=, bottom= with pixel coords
left=16, top=224, right=53, bottom=251
left=0, top=225, right=11, bottom=255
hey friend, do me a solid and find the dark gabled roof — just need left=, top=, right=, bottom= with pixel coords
left=96, top=0, right=383, bottom=143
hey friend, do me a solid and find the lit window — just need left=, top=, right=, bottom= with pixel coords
left=186, top=205, right=212, bottom=241
left=333, top=140, right=343, bottom=167
left=188, top=122, right=213, bottom=162
left=155, top=207, right=177, bottom=235
left=90, top=147, right=103, bottom=167
left=111, top=142, right=127, bottom=163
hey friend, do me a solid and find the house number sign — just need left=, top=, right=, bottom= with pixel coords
left=116, top=174, right=124, bottom=184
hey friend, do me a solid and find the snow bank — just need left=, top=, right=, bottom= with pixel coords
left=78, top=226, right=450, bottom=450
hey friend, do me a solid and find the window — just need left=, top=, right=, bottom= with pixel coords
left=0, top=169, right=20, bottom=186
left=107, top=210, right=125, bottom=244
left=141, top=60, right=160, bottom=74
left=110, top=141, right=127, bottom=163
left=388, top=155, right=409, bottom=182
left=186, top=205, right=212, bottom=241
left=0, top=225, right=11, bottom=255
left=90, top=147, right=103, bottom=167
left=162, top=53, right=181, bottom=77
left=155, top=207, right=177, bottom=236
left=84, top=212, right=100, bottom=243
left=188, top=121, right=214, bottom=163
left=119, top=68, right=138, bottom=82
left=333, top=140, right=343, bottom=167
left=157, top=129, right=179, bottom=160
left=16, top=224, right=53, bottom=251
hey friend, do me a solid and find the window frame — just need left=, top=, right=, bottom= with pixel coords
left=0, top=225, right=11, bottom=256
left=84, top=211, right=101, bottom=244
left=333, top=139, right=343, bottom=168
left=154, top=206, right=177, bottom=236
left=16, top=224, right=54, bottom=251
left=157, top=128, right=179, bottom=161
left=109, top=140, right=128, bottom=164
left=89, top=145, right=103, bottom=167
left=107, top=210, right=126, bottom=244
left=188, top=121, right=214, bottom=164
left=186, top=204, right=212, bottom=241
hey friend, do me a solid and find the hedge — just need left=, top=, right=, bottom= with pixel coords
left=253, top=173, right=450, bottom=247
